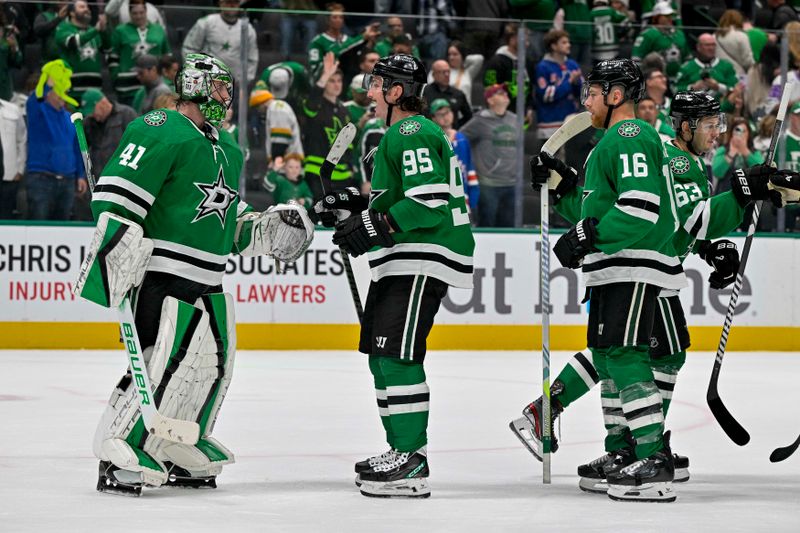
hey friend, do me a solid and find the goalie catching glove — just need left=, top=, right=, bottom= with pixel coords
left=235, top=202, right=314, bottom=262
left=697, top=239, right=739, bottom=290
left=332, top=209, right=396, bottom=257
left=529, top=152, right=579, bottom=204
left=313, top=187, right=368, bottom=228
left=74, top=212, right=153, bottom=308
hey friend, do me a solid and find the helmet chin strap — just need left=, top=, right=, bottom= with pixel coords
left=603, top=92, right=622, bottom=129
left=383, top=86, right=403, bottom=126
left=680, top=124, right=702, bottom=156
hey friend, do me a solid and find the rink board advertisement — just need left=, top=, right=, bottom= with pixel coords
left=0, top=223, right=798, bottom=350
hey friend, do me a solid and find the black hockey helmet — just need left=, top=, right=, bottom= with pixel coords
left=363, top=54, right=427, bottom=102
left=582, top=59, right=645, bottom=106
left=670, top=91, right=726, bottom=132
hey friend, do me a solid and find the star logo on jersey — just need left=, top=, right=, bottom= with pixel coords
left=133, top=41, right=156, bottom=58
left=193, top=167, right=238, bottom=227
left=222, top=41, right=231, bottom=51
left=143, top=110, right=167, bottom=127
left=79, top=43, right=97, bottom=62
left=618, top=122, right=641, bottom=138
left=399, top=120, right=421, bottom=136
left=670, top=156, right=691, bottom=175
left=324, top=116, right=345, bottom=145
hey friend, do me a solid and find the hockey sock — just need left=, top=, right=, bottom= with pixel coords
left=604, top=345, right=665, bottom=459
left=592, top=348, right=630, bottom=453
left=370, top=356, right=429, bottom=453
left=650, top=350, right=685, bottom=417
left=369, top=355, right=395, bottom=448
left=552, top=349, right=599, bottom=409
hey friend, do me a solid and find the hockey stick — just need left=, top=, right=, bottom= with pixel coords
left=707, top=81, right=793, bottom=446
left=770, top=433, right=800, bottom=463
left=538, top=111, right=592, bottom=483
left=319, top=122, right=363, bottom=323
left=71, top=113, right=200, bottom=444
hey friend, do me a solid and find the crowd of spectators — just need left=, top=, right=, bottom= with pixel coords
left=2, top=0, right=800, bottom=231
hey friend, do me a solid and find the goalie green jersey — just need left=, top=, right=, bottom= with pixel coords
left=91, top=109, right=246, bottom=287
left=368, top=115, right=475, bottom=289
left=665, top=140, right=744, bottom=260
left=556, top=119, right=685, bottom=289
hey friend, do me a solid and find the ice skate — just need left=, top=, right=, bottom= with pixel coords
left=577, top=447, right=635, bottom=494
left=163, top=462, right=218, bottom=489
left=354, top=449, right=397, bottom=487
left=359, top=448, right=430, bottom=498
left=606, top=433, right=676, bottom=503
left=96, top=460, right=143, bottom=497
left=509, top=391, right=563, bottom=462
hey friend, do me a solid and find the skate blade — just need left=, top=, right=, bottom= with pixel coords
left=674, top=467, right=689, bottom=483
left=359, top=478, right=431, bottom=498
left=508, top=419, right=543, bottom=462
left=578, top=477, right=608, bottom=494
left=164, top=477, right=217, bottom=489
left=607, top=481, right=676, bottom=503
left=97, top=482, right=142, bottom=497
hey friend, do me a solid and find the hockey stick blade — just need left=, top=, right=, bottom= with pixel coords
left=706, top=80, right=793, bottom=445
left=319, top=122, right=357, bottom=182
left=770, top=434, right=800, bottom=463
left=540, top=111, right=592, bottom=156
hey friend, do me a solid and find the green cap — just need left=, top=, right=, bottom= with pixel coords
left=80, top=89, right=105, bottom=116
left=430, top=98, right=451, bottom=113
left=791, top=101, right=800, bottom=115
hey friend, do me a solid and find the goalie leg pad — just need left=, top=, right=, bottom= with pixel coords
left=144, top=293, right=237, bottom=476
left=74, top=212, right=153, bottom=308
left=234, top=202, right=315, bottom=262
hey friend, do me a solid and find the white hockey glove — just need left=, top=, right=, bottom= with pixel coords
left=234, top=201, right=315, bottom=262
left=74, top=212, right=153, bottom=308
left=768, top=170, right=800, bottom=206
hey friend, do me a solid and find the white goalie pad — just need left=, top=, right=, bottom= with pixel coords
left=74, top=212, right=153, bottom=308
left=94, top=293, right=237, bottom=479
left=235, top=202, right=315, bottom=262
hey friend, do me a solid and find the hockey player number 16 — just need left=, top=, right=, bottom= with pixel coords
left=620, top=152, right=648, bottom=178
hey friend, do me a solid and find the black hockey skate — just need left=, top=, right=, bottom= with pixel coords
left=509, top=382, right=564, bottom=462
left=354, top=449, right=396, bottom=487
left=577, top=446, right=636, bottom=494
left=359, top=449, right=430, bottom=498
left=96, top=460, right=142, bottom=497
left=673, top=453, right=690, bottom=483
left=163, top=462, right=217, bottom=489
left=606, top=432, right=676, bottom=503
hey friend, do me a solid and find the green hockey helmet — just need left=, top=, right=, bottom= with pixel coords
left=176, top=53, right=234, bottom=128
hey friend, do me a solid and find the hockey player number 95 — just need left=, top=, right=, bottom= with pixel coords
left=401, top=147, right=470, bottom=227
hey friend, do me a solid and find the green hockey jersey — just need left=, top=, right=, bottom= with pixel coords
left=308, top=32, right=364, bottom=81
left=368, top=115, right=475, bottom=288
left=108, top=22, right=171, bottom=104
left=556, top=119, right=684, bottom=289
left=590, top=6, right=630, bottom=60
left=781, top=130, right=800, bottom=171
left=92, top=109, right=246, bottom=287
left=55, top=20, right=111, bottom=99
left=675, top=58, right=739, bottom=100
left=632, top=27, right=690, bottom=81
left=664, top=140, right=744, bottom=260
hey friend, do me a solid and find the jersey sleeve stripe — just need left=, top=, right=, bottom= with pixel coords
left=93, top=184, right=152, bottom=212
left=684, top=199, right=711, bottom=240
left=91, top=191, right=148, bottom=220
left=405, top=184, right=450, bottom=197
left=614, top=202, right=659, bottom=223
left=97, top=176, right=156, bottom=205
left=618, top=190, right=661, bottom=205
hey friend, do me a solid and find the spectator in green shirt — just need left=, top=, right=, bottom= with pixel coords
left=263, top=153, right=313, bottom=207
left=676, top=33, right=738, bottom=101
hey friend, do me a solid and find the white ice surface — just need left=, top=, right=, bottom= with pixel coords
left=1, top=350, right=799, bottom=533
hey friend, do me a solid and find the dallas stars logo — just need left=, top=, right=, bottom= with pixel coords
left=193, top=167, right=238, bottom=227
left=133, top=40, right=156, bottom=58
left=79, top=43, right=97, bottom=61
left=399, top=120, right=421, bottom=136
left=325, top=116, right=345, bottom=145
left=618, top=122, right=641, bottom=138
left=670, top=156, right=691, bottom=175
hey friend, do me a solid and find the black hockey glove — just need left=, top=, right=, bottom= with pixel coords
left=313, top=187, right=369, bottom=228
left=332, top=209, right=395, bottom=257
left=731, top=165, right=782, bottom=207
left=553, top=217, right=599, bottom=269
left=769, top=169, right=800, bottom=207
left=697, top=239, right=740, bottom=290
left=529, top=152, right=579, bottom=204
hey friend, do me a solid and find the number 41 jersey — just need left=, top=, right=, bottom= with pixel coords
left=367, top=115, right=475, bottom=289
left=91, top=109, right=245, bottom=287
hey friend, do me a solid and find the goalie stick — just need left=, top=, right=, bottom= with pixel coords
left=71, top=113, right=200, bottom=445
left=509, top=112, right=591, bottom=483
left=707, top=80, right=793, bottom=446
left=319, top=122, right=364, bottom=323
